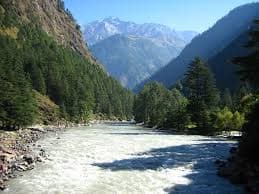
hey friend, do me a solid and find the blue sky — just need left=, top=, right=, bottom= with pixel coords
left=64, top=0, right=257, bottom=32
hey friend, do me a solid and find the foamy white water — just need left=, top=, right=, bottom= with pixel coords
left=3, top=124, right=245, bottom=194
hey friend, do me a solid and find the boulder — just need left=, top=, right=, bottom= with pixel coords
left=23, top=154, right=34, bottom=164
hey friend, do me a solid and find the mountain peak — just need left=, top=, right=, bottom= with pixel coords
left=84, top=18, right=198, bottom=46
left=103, top=16, right=121, bottom=22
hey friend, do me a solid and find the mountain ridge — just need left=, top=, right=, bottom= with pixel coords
left=90, top=34, right=182, bottom=88
left=135, top=2, right=259, bottom=91
left=85, top=17, right=198, bottom=89
left=84, top=17, right=198, bottom=46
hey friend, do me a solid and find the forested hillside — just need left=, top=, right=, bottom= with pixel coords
left=135, top=3, right=259, bottom=92
left=0, top=0, right=134, bottom=129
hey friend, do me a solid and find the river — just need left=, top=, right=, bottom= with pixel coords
left=2, top=123, right=245, bottom=194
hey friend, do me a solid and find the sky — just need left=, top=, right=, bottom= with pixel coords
left=64, top=0, right=257, bottom=32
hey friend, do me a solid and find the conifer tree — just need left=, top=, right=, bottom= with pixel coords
left=184, top=57, right=220, bottom=130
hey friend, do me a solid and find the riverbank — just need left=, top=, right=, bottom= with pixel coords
left=0, top=119, right=126, bottom=190
left=217, top=148, right=259, bottom=193
left=2, top=124, right=244, bottom=194
left=0, top=125, right=64, bottom=190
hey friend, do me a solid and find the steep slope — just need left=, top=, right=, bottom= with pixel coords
left=2, top=0, right=94, bottom=61
left=209, top=31, right=250, bottom=91
left=176, top=31, right=200, bottom=43
left=0, top=0, right=134, bottom=125
left=91, top=34, right=182, bottom=89
left=85, top=18, right=198, bottom=88
left=136, top=3, right=259, bottom=91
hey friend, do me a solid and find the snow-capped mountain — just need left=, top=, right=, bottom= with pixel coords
left=84, top=17, right=198, bottom=46
left=83, top=17, right=198, bottom=89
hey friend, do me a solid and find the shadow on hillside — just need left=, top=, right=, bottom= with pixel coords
left=92, top=141, right=243, bottom=193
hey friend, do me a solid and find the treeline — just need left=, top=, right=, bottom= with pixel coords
left=0, top=3, right=133, bottom=129
left=134, top=22, right=259, bottom=135
left=134, top=59, right=251, bottom=134
left=134, top=20, right=259, bottom=158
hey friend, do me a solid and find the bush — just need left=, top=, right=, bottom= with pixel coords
left=215, top=107, right=245, bottom=132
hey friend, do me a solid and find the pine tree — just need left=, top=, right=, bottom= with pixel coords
left=165, top=88, right=189, bottom=130
left=134, top=82, right=169, bottom=126
left=184, top=57, right=220, bottom=131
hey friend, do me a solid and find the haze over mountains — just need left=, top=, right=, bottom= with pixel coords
left=136, top=2, right=259, bottom=92
left=84, top=18, right=198, bottom=88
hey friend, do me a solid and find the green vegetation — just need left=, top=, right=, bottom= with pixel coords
left=184, top=58, right=220, bottom=132
left=134, top=57, right=249, bottom=135
left=233, top=20, right=259, bottom=162
left=214, top=107, right=245, bottom=133
left=0, top=2, right=133, bottom=130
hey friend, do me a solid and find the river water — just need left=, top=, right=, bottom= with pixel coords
left=3, top=123, right=245, bottom=194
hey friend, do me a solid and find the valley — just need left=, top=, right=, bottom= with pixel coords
left=0, top=0, right=259, bottom=193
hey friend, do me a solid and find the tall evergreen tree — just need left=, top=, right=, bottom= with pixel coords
left=184, top=57, right=220, bottom=130
left=165, top=88, right=189, bottom=130
left=134, top=82, right=169, bottom=126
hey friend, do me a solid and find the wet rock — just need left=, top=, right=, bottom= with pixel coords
left=23, top=154, right=34, bottom=164
left=0, top=123, right=65, bottom=190
left=17, top=164, right=28, bottom=172
left=36, top=156, right=43, bottom=162
left=27, top=164, right=35, bottom=170
left=0, top=179, right=6, bottom=190
left=0, top=163, right=8, bottom=174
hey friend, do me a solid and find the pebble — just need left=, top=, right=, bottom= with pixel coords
left=0, top=125, right=65, bottom=190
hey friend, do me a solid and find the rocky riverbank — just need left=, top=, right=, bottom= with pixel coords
left=217, top=148, right=259, bottom=193
left=0, top=120, right=115, bottom=190
left=0, top=126, right=63, bottom=190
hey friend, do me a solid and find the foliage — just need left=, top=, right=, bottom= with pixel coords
left=134, top=82, right=169, bottom=126
left=0, top=36, right=37, bottom=129
left=0, top=5, right=134, bottom=129
left=134, top=82, right=189, bottom=129
left=214, top=107, right=245, bottom=132
left=233, top=20, right=259, bottom=162
left=184, top=57, right=220, bottom=130
left=165, top=89, right=189, bottom=130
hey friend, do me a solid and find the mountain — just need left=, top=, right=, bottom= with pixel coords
left=2, top=0, right=95, bottom=61
left=0, top=0, right=134, bottom=127
left=84, top=17, right=198, bottom=46
left=85, top=18, right=198, bottom=88
left=135, top=3, right=259, bottom=91
left=176, top=31, right=201, bottom=43
left=91, top=34, right=182, bottom=88
left=209, top=31, right=250, bottom=91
